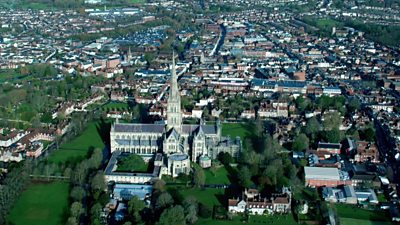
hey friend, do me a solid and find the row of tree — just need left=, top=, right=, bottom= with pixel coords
left=0, top=163, right=31, bottom=224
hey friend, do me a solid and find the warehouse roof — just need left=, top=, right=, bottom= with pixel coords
left=304, top=167, right=340, bottom=180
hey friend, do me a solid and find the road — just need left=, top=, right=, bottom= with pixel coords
left=373, top=113, right=399, bottom=184
left=209, top=24, right=226, bottom=56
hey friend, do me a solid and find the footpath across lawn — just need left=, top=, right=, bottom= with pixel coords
left=180, top=187, right=225, bottom=207
left=48, top=120, right=110, bottom=164
left=204, top=166, right=230, bottom=185
left=7, top=182, right=69, bottom=225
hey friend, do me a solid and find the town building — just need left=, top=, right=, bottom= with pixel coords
left=106, top=55, right=241, bottom=182
left=228, top=188, right=291, bottom=215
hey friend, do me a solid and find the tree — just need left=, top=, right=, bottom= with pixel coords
left=185, top=204, right=198, bottom=224
left=71, top=202, right=84, bottom=218
left=153, top=179, right=166, bottom=193
left=70, top=186, right=85, bottom=201
left=292, top=133, right=309, bottom=152
left=91, top=171, right=106, bottom=199
left=89, top=148, right=103, bottom=168
left=360, top=127, right=375, bottom=142
left=90, top=203, right=103, bottom=222
left=295, top=96, right=311, bottom=113
left=198, top=203, right=212, bottom=218
left=324, top=127, right=341, bottom=143
left=156, top=192, right=174, bottom=209
left=218, top=152, right=233, bottom=165
left=157, top=205, right=186, bottom=225
left=347, top=97, right=361, bottom=113
left=128, top=196, right=145, bottom=223
left=66, top=217, right=78, bottom=225
left=72, top=162, right=88, bottom=185
left=183, top=196, right=199, bottom=224
left=323, top=111, right=341, bottom=131
left=193, top=167, right=205, bottom=187
left=238, top=166, right=252, bottom=188
left=304, top=117, right=320, bottom=140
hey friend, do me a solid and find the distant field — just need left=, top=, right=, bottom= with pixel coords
left=340, top=218, right=393, bottom=225
left=47, top=120, right=109, bottom=164
left=129, top=0, right=146, bottom=4
left=7, top=182, right=69, bottom=225
left=196, top=214, right=297, bottom=225
left=21, top=2, right=49, bottom=9
left=0, top=69, right=23, bottom=83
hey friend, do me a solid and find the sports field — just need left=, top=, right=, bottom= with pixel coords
left=7, top=182, right=69, bottom=225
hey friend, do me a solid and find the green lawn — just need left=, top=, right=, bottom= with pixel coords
left=340, top=218, right=393, bottom=225
left=102, top=102, right=129, bottom=111
left=116, top=154, right=149, bottom=172
left=221, top=123, right=251, bottom=141
left=180, top=188, right=225, bottom=207
left=204, top=166, right=230, bottom=184
left=335, top=204, right=390, bottom=222
left=196, top=214, right=297, bottom=225
left=315, top=18, right=341, bottom=28
left=0, top=69, right=23, bottom=83
left=22, top=2, right=49, bottom=9
left=8, top=182, right=69, bottom=225
left=129, top=0, right=146, bottom=3
left=47, top=121, right=108, bottom=164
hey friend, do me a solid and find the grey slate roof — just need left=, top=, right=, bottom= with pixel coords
left=181, top=124, right=217, bottom=135
left=114, top=123, right=165, bottom=133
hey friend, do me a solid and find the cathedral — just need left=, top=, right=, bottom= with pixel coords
left=109, top=54, right=241, bottom=178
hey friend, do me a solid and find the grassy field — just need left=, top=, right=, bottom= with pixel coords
left=196, top=214, right=297, bottom=225
left=204, top=166, right=230, bottom=184
left=335, top=204, right=390, bottom=222
left=47, top=121, right=108, bottom=164
left=129, top=0, right=146, bottom=3
left=8, top=182, right=69, bottom=225
left=102, top=102, right=129, bottom=111
left=340, top=218, right=393, bottom=225
left=180, top=188, right=225, bottom=207
left=0, top=69, right=25, bottom=83
left=116, top=154, right=149, bottom=172
left=221, top=123, right=251, bottom=141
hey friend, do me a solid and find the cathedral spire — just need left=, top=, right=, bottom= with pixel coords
left=167, top=51, right=182, bottom=132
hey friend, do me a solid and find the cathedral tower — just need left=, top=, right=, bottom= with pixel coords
left=167, top=52, right=182, bottom=133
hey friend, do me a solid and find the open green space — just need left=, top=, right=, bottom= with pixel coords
left=221, top=123, right=251, bottom=141
left=129, top=0, right=146, bottom=3
left=47, top=121, right=108, bottom=164
left=0, top=69, right=27, bottom=83
left=340, top=218, right=393, bottom=225
left=7, top=182, right=69, bottom=225
left=196, top=214, right=297, bottom=225
left=101, top=102, right=129, bottom=111
left=335, top=204, right=390, bottom=222
left=21, top=2, right=49, bottom=9
left=204, top=166, right=230, bottom=184
left=180, top=188, right=225, bottom=207
left=116, top=154, right=149, bottom=172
